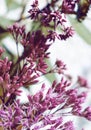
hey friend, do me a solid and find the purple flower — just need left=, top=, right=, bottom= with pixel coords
left=61, top=0, right=78, bottom=14
left=29, top=0, right=74, bottom=41
left=0, top=101, right=23, bottom=129
left=0, top=47, right=5, bottom=56
left=0, top=76, right=90, bottom=129
left=28, top=0, right=39, bottom=20
left=0, top=1, right=91, bottom=130
left=77, top=76, right=90, bottom=88
left=63, top=121, right=75, bottom=130
left=8, top=23, right=25, bottom=41
left=82, top=107, right=91, bottom=121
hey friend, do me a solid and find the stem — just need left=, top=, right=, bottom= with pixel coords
left=5, top=93, right=16, bottom=106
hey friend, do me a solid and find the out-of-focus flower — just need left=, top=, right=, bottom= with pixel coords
left=0, top=47, right=5, bottom=56
left=81, top=106, right=91, bottom=121
left=8, top=23, right=25, bottom=42
left=47, top=59, right=67, bottom=74
left=61, top=0, right=79, bottom=14
left=77, top=76, right=89, bottom=88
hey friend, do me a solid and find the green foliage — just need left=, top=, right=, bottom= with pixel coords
left=0, top=16, right=14, bottom=28
left=6, top=0, right=21, bottom=11
left=45, top=59, right=57, bottom=83
left=69, top=17, right=91, bottom=45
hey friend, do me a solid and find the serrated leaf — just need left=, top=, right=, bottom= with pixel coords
left=6, top=0, right=21, bottom=11
left=69, top=17, right=91, bottom=45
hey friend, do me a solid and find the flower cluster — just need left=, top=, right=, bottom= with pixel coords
left=0, top=77, right=91, bottom=129
left=0, top=0, right=91, bottom=130
left=29, top=0, right=74, bottom=40
left=61, top=0, right=79, bottom=14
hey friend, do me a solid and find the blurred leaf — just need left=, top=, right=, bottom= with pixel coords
left=69, top=17, right=91, bottom=45
left=0, top=87, right=3, bottom=97
left=45, top=73, right=57, bottom=83
left=16, top=125, right=23, bottom=130
left=31, top=21, right=41, bottom=31
left=6, top=0, right=21, bottom=11
left=3, top=44, right=15, bottom=59
left=0, top=33, right=9, bottom=41
left=0, top=126, right=4, bottom=130
left=0, top=26, right=9, bottom=40
left=0, top=16, right=14, bottom=28
left=0, top=26, right=7, bottom=33
left=45, top=59, right=57, bottom=83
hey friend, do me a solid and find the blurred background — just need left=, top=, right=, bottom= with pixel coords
left=0, top=0, right=91, bottom=129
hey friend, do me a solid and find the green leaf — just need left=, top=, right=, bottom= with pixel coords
left=31, top=21, right=41, bottom=31
left=69, top=17, right=91, bottom=45
left=0, top=16, right=14, bottom=28
left=6, top=0, right=21, bottom=11
left=44, top=59, right=57, bottom=83
left=0, top=33, right=9, bottom=40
